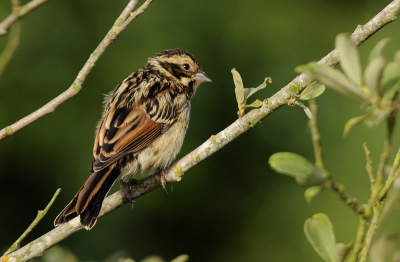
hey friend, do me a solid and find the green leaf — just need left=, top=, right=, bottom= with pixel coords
left=365, top=109, right=390, bottom=128
left=382, top=83, right=400, bottom=103
left=364, top=56, right=387, bottom=96
left=370, top=233, right=399, bottom=262
left=336, top=33, right=362, bottom=86
left=290, top=84, right=302, bottom=94
left=343, top=114, right=371, bottom=136
left=296, top=63, right=367, bottom=101
left=304, top=186, right=321, bottom=202
left=244, top=99, right=263, bottom=108
left=304, top=213, right=339, bottom=262
left=269, top=152, right=326, bottom=185
left=381, top=55, right=400, bottom=103
left=245, top=77, right=272, bottom=99
left=300, top=82, right=326, bottom=100
left=269, top=152, right=314, bottom=178
left=268, top=152, right=314, bottom=184
left=380, top=56, right=400, bottom=93
left=368, top=38, right=390, bottom=62
left=232, top=68, right=245, bottom=104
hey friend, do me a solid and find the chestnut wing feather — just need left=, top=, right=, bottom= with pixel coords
left=92, top=74, right=183, bottom=173
left=92, top=107, right=168, bottom=172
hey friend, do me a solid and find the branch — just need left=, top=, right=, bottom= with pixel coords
left=0, top=0, right=154, bottom=141
left=2, top=1, right=399, bottom=261
left=0, top=22, right=20, bottom=80
left=308, top=99, right=364, bottom=214
left=3, top=189, right=60, bottom=256
left=0, top=0, right=51, bottom=36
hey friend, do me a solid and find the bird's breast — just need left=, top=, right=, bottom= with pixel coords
left=120, top=106, right=191, bottom=181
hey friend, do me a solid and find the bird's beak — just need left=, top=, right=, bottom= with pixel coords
left=192, top=72, right=212, bottom=83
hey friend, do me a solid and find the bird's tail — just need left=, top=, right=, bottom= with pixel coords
left=54, top=166, right=120, bottom=230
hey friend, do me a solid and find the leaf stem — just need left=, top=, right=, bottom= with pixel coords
left=308, top=99, right=324, bottom=170
left=363, top=143, right=375, bottom=188
left=358, top=202, right=382, bottom=262
left=348, top=217, right=366, bottom=262
left=309, top=99, right=364, bottom=215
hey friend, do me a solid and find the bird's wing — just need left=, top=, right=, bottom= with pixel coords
left=92, top=78, right=180, bottom=172
left=92, top=104, right=175, bottom=172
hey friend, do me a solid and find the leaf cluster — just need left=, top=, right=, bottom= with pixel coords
left=297, top=34, right=400, bottom=136
left=232, top=68, right=271, bottom=117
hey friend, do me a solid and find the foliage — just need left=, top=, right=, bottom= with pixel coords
left=232, top=68, right=271, bottom=117
left=270, top=35, right=400, bottom=261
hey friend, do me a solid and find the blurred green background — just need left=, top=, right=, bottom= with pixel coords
left=1, top=0, right=400, bottom=261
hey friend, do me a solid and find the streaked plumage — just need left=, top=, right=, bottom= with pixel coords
left=54, top=49, right=211, bottom=229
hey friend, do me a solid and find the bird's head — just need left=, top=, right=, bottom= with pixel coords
left=148, top=49, right=211, bottom=91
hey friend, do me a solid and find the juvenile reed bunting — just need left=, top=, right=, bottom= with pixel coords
left=54, top=49, right=211, bottom=230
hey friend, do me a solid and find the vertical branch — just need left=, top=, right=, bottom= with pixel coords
left=378, top=146, right=400, bottom=200
left=351, top=114, right=399, bottom=261
left=358, top=203, right=383, bottom=262
left=308, top=99, right=363, bottom=214
left=0, top=22, right=20, bottom=80
left=363, top=143, right=375, bottom=188
left=376, top=139, right=391, bottom=188
left=348, top=217, right=367, bottom=262
left=308, top=99, right=324, bottom=170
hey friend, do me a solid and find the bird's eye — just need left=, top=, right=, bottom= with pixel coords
left=182, top=63, right=190, bottom=70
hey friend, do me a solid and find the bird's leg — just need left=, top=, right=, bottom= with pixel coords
left=159, top=168, right=168, bottom=194
left=120, top=180, right=136, bottom=209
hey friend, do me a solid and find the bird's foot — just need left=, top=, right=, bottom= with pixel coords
left=120, top=180, right=139, bottom=209
left=159, top=168, right=168, bottom=195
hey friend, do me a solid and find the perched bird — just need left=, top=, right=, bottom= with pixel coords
left=54, top=49, right=211, bottom=230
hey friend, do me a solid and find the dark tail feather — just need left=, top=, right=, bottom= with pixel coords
left=54, top=166, right=120, bottom=230
left=53, top=185, right=84, bottom=225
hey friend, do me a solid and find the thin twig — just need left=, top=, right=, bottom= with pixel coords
left=0, top=22, right=20, bottom=81
left=363, top=143, right=375, bottom=188
left=3, top=188, right=60, bottom=256
left=376, top=139, right=391, bottom=187
left=0, top=0, right=51, bottom=36
left=121, top=0, right=153, bottom=30
left=308, top=99, right=324, bottom=170
left=349, top=140, right=393, bottom=260
left=358, top=202, right=383, bottom=262
left=348, top=216, right=367, bottom=262
left=0, top=0, right=153, bottom=140
left=324, top=177, right=364, bottom=215
left=308, top=99, right=364, bottom=214
left=378, top=146, right=400, bottom=200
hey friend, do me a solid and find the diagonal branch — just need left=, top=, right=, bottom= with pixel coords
left=2, top=1, right=399, bottom=261
left=0, top=0, right=52, bottom=36
left=0, top=0, right=154, bottom=141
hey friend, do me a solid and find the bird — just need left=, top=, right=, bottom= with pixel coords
left=54, top=48, right=211, bottom=230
